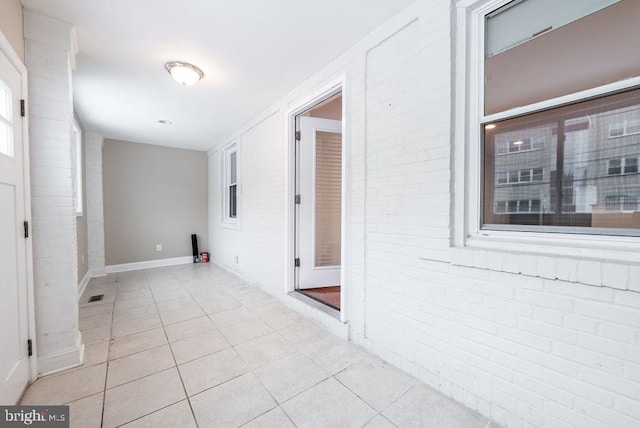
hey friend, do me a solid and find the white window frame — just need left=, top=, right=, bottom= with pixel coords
left=73, top=119, right=83, bottom=216
left=454, top=0, right=640, bottom=260
left=221, top=141, right=238, bottom=224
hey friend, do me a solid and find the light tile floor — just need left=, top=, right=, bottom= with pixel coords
left=21, top=263, right=493, bottom=428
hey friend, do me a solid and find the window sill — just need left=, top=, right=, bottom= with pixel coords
left=451, top=232, right=640, bottom=292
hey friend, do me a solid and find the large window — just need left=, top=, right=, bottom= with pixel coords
left=481, top=0, right=640, bottom=234
left=223, top=142, right=237, bottom=222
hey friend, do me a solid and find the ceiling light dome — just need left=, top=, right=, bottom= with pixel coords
left=165, top=61, right=204, bottom=86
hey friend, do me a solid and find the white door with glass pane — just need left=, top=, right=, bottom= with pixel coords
left=0, top=48, right=30, bottom=404
left=297, top=117, right=342, bottom=289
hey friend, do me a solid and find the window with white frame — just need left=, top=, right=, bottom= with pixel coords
left=73, top=120, right=83, bottom=216
left=478, top=0, right=640, bottom=234
left=222, top=143, right=237, bottom=221
left=607, top=157, right=638, bottom=175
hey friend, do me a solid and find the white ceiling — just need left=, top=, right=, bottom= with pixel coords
left=21, top=0, right=414, bottom=151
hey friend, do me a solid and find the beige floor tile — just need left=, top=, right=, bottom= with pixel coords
left=254, top=353, right=329, bottom=403
left=218, top=318, right=274, bottom=346
left=335, top=357, right=417, bottom=411
left=234, top=332, right=296, bottom=369
left=258, top=306, right=303, bottom=331
left=79, top=313, right=113, bottom=330
left=79, top=302, right=113, bottom=319
left=21, top=363, right=106, bottom=405
left=152, top=287, right=192, bottom=303
left=234, top=289, right=272, bottom=306
left=209, top=307, right=256, bottom=328
left=278, top=320, right=329, bottom=348
left=164, top=316, right=216, bottom=343
left=159, top=305, right=205, bottom=325
left=116, top=288, right=152, bottom=301
left=156, top=298, right=197, bottom=312
left=112, top=304, right=158, bottom=324
left=120, top=400, right=197, bottom=428
left=114, top=296, right=154, bottom=311
left=197, top=294, right=242, bottom=314
left=281, top=377, right=376, bottom=428
left=107, top=345, right=175, bottom=388
left=179, top=348, right=248, bottom=396
left=115, top=280, right=149, bottom=292
left=170, top=330, right=230, bottom=364
left=302, top=335, right=369, bottom=375
left=102, top=368, right=186, bottom=428
left=242, top=407, right=295, bottom=428
left=382, top=383, right=489, bottom=428
left=83, top=341, right=110, bottom=367
left=190, top=373, right=276, bottom=428
left=364, top=414, right=398, bottom=427
left=82, top=325, right=112, bottom=345
left=112, top=315, right=162, bottom=338
left=109, top=328, right=167, bottom=360
left=68, top=392, right=103, bottom=428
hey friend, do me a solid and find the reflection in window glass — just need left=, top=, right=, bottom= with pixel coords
left=484, top=89, right=640, bottom=233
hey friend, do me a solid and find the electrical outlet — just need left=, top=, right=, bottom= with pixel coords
left=156, top=244, right=162, bottom=252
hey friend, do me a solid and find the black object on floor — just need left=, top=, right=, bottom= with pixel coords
left=191, top=234, right=199, bottom=263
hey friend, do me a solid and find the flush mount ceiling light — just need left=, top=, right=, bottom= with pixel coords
left=164, top=61, right=204, bottom=86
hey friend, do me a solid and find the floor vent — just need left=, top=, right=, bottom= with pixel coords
left=88, top=294, right=104, bottom=302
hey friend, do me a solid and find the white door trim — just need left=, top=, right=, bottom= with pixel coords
left=284, top=75, right=348, bottom=323
left=0, top=30, right=37, bottom=382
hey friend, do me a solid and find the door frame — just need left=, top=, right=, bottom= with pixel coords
left=285, top=76, right=347, bottom=323
left=0, top=31, right=37, bottom=382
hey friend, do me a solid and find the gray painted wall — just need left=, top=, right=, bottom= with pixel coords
left=103, top=139, right=208, bottom=265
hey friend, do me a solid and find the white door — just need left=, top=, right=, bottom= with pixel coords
left=0, top=48, right=30, bottom=404
left=296, top=117, right=342, bottom=289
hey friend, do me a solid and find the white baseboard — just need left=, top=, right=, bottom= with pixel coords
left=77, top=271, right=91, bottom=300
left=106, top=256, right=193, bottom=273
left=90, top=267, right=107, bottom=277
left=37, top=335, right=84, bottom=377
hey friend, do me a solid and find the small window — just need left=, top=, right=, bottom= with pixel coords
left=0, top=81, right=13, bottom=158
left=608, top=157, right=639, bottom=175
left=222, top=142, right=238, bottom=222
left=73, top=120, right=83, bottom=216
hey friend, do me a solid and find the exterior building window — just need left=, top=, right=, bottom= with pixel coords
left=605, top=195, right=638, bottom=212
left=223, top=143, right=238, bottom=222
left=481, top=0, right=640, bottom=234
left=609, top=120, right=640, bottom=138
left=607, top=157, right=638, bottom=175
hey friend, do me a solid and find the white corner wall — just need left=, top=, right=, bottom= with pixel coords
left=24, top=10, right=83, bottom=374
left=208, top=1, right=640, bottom=427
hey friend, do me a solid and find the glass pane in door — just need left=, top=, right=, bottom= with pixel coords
left=314, top=130, right=341, bottom=267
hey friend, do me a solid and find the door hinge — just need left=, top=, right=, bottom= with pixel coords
left=24, top=221, right=28, bottom=238
left=295, top=131, right=301, bottom=141
left=294, top=258, right=300, bottom=267
left=27, top=339, right=32, bottom=357
left=295, top=195, right=301, bottom=204
left=20, top=100, right=25, bottom=117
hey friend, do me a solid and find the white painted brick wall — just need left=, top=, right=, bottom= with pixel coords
left=208, top=1, right=640, bottom=427
left=25, top=10, right=81, bottom=371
